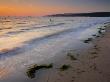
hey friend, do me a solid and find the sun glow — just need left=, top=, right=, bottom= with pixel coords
left=0, top=4, right=79, bottom=16
left=0, top=5, right=46, bottom=16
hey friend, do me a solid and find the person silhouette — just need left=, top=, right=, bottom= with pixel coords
left=50, top=18, right=52, bottom=22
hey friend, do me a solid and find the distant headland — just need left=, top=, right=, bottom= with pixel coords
left=46, top=12, right=110, bottom=17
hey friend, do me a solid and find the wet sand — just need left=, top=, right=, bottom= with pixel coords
left=0, top=18, right=110, bottom=82
left=28, top=23, right=110, bottom=82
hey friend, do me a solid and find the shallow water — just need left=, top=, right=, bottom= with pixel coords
left=0, top=17, right=110, bottom=82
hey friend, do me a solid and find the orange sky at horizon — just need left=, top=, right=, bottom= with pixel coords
left=0, top=0, right=109, bottom=16
left=0, top=5, right=77, bottom=16
left=0, top=4, right=109, bottom=16
left=0, top=5, right=50, bottom=16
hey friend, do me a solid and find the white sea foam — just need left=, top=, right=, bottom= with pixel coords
left=0, top=17, right=110, bottom=81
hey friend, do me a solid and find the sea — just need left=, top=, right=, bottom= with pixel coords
left=0, top=16, right=110, bottom=82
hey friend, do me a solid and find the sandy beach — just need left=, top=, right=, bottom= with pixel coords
left=28, top=23, right=110, bottom=82
left=0, top=17, right=110, bottom=82
left=0, top=0, right=110, bottom=82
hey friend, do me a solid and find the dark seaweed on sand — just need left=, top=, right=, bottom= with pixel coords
left=60, top=65, right=71, bottom=71
left=67, top=53, right=77, bottom=60
left=83, top=38, right=93, bottom=43
left=26, top=64, right=53, bottom=79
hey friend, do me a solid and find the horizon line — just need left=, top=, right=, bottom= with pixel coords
left=0, top=11, right=110, bottom=17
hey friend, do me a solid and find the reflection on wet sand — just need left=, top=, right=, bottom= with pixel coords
left=0, top=68, right=9, bottom=79
left=0, top=17, right=110, bottom=82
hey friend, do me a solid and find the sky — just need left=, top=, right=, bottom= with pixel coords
left=0, top=0, right=110, bottom=16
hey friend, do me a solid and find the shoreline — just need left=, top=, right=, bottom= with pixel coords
left=26, top=22, right=110, bottom=82
left=0, top=18, right=110, bottom=82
